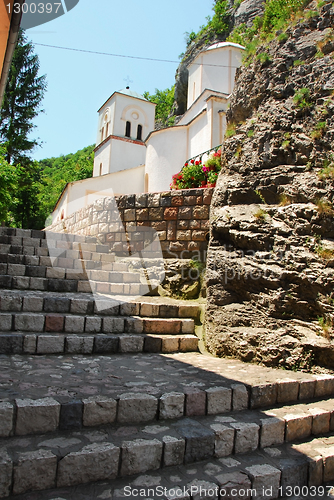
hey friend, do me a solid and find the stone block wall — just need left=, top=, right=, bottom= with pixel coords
left=47, top=189, right=213, bottom=259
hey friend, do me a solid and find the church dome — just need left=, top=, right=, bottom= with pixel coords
left=118, top=87, right=147, bottom=101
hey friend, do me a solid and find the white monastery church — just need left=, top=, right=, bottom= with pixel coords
left=52, top=42, right=244, bottom=223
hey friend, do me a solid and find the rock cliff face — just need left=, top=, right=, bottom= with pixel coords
left=205, top=1, right=334, bottom=371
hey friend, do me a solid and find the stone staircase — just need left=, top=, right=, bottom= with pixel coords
left=1, top=227, right=334, bottom=499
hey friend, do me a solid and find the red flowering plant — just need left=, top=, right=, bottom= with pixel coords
left=170, top=149, right=222, bottom=190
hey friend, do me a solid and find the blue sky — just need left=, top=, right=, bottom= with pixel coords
left=27, top=0, right=214, bottom=160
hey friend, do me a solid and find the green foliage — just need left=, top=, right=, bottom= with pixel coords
left=255, top=189, right=266, bottom=204
left=293, top=87, right=311, bottom=109
left=311, top=121, right=327, bottom=139
left=0, top=30, right=46, bottom=165
left=0, top=145, right=17, bottom=224
left=318, top=162, right=334, bottom=180
left=182, top=0, right=230, bottom=52
left=256, top=52, right=272, bottom=64
left=293, top=59, right=305, bottom=66
left=278, top=32, right=289, bottom=42
left=253, top=208, right=268, bottom=221
left=143, top=86, right=175, bottom=128
left=38, top=145, right=94, bottom=224
left=225, top=123, right=237, bottom=137
left=247, top=129, right=254, bottom=138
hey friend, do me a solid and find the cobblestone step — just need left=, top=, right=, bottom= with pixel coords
left=0, top=332, right=199, bottom=355
left=0, top=313, right=195, bottom=335
left=0, top=290, right=200, bottom=318
left=2, top=413, right=334, bottom=498
left=4, top=451, right=334, bottom=500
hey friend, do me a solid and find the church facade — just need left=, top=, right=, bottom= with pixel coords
left=52, top=42, right=244, bottom=223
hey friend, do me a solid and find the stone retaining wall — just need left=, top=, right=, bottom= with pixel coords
left=48, top=189, right=213, bottom=259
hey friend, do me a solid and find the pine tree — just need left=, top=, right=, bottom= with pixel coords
left=0, top=30, right=47, bottom=228
left=0, top=30, right=47, bottom=164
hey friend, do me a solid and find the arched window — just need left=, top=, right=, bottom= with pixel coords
left=99, top=163, right=103, bottom=176
left=125, top=121, right=131, bottom=138
left=105, top=123, right=109, bottom=138
left=101, top=127, right=104, bottom=142
left=137, top=124, right=143, bottom=141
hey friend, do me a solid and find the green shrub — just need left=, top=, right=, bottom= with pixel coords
left=256, top=52, right=272, bottom=64
left=293, top=87, right=311, bottom=109
left=311, top=121, right=327, bottom=139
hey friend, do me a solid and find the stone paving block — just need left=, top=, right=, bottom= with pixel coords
left=316, top=445, right=334, bottom=481
left=285, top=413, right=312, bottom=441
left=0, top=450, right=12, bottom=498
left=230, top=422, right=259, bottom=454
left=22, top=295, right=44, bottom=312
left=46, top=267, right=66, bottom=280
left=184, top=387, right=206, bottom=416
left=0, top=313, right=12, bottom=331
left=260, top=417, right=285, bottom=448
left=144, top=318, right=181, bottom=334
left=118, top=393, right=158, bottom=423
left=13, top=449, right=57, bottom=495
left=250, top=384, right=277, bottom=408
left=179, top=336, right=198, bottom=352
left=231, top=384, right=249, bottom=411
left=37, top=335, right=65, bottom=353
left=7, top=263, right=25, bottom=276
left=0, top=334, right=22, bottom=353
left=83, top=396, right=117, bottom=426
left=70, top=298, right=92, bottom=314
left=64, top=315, right=85, bottom=333
left=44, top=297, right=70, bottom=313
left=12, top=276, right=30, bottom=289
left=0, top=401, right=13, bottom=437
left=119, top=335, right=144, bottom=352
left=30, top=277, right=48, bottom=290
left=210, top=423, right=235, bottom=458
left=178, top=304, right=199, bottom=319
left=94, top=335, right=119, bottom=353
left=175, top=419, right=215, bottom=463
left=120, top=439, right=163, bottom=476
left=163, top=435, right=185, bottom=466
left=124, top=317, right=143, bottom=333
left=103, top=317, right=125, bottom=333
left=66, top=335, right=94, bottom=354
left=187, top=479, right=219, bottom=500
left=298, top=379, right=315, bottom=400
left=181, top=319, right=195, bottom=334
left=206, top=386, right=232, bottom=414
left=216, top=471, right=252, bottom=500
left=245, top=463, right=281, bottom=500
left=16, top=397, right=60, bottom=435
left=314, top=375, right=334, bottom=398
left=45, top=315, right=65, bottom=332
left=140, top=302, right=160, bottom=317
left=309, top=407, right=330, bottom=435
left=85, top=316, right=102, bottom=333
left=15, top=313, right=45, bottom=332
left=120, top=302, right=140, bottom=316
left=278, top=458, right=308, bottom=489
left=57, top=443, right=120, bottom=486
left=23, top=334, right=37, bottom=353
left=59, top=399, right=83, bottom=430
left=277, top=379, right=299, bottom=403
left=161, top=336, right=179, bottom=353
left=160, top=392, right=185, bottom=419
left=144, top=335, right=162, bottom=352
left=0, top=295, right=22, bottom=311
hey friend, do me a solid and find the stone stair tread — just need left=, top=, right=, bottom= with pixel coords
left=0, top=352, right=333, bottom=409
left=2, top=428, right=334, bottom=499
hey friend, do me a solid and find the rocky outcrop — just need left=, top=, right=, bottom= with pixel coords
left=205, top=1, right=334, bottom=371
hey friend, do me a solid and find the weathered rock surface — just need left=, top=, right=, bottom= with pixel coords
left=206, top=1, right=334, bottom=370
